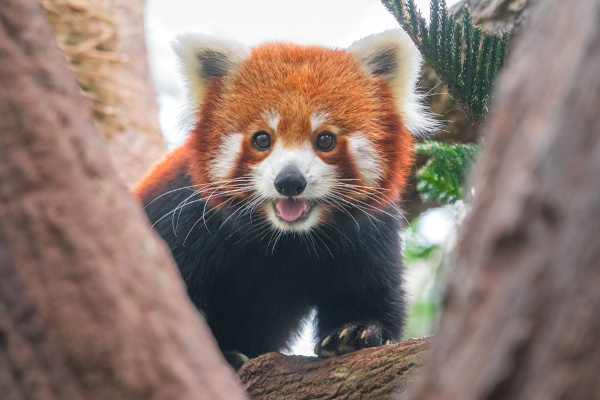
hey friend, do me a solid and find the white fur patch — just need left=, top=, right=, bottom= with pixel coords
left=347, top=133, right=383, bottom=186
left=209, top=133, right=244, bottom=181
left=348, top=30, right=439, bottom=137
left=263, top=110, right=281, bottom=131
left=310, top=111, right=329, bottom=132
left=252, top=142, right=337, bottom=199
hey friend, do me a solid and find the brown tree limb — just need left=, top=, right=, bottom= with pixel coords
left=239, top=338, right=429, bottom=400
left=404, top=0, right=600, bottom=399
left=0, top=1, right=246, bottom=399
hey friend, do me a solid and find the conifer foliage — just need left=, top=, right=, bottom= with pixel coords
left=416, top=141, right=479, bottom=204
left=381, top=0, right=508, bottom=122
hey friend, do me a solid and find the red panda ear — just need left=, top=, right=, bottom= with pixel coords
left=173, top=33, right=249, bottom=110
left=348, top=30, right=439, bottom=137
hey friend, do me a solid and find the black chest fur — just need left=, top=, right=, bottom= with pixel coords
left=142, top=174, right=406, bottom=358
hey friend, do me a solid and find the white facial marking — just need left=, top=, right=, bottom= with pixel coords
left=347, top=132, right=383, bottom=186
left=208, top=133, right=244, bottom=181
left=263, top=110, right=281, bottom=132
left=310, top=111, right=329, bottom=132
left=251, top=141, right=338, bottom=231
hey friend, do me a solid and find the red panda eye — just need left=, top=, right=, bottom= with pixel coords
left=316, top=132, right=336, bottom=152
left=252, top=131, right=271, bottom=151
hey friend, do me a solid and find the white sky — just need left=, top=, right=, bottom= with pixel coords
left=143, top=0, right=461, bottom=356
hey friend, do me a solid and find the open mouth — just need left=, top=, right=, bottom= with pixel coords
left=273, top=198, right=314, bottom=223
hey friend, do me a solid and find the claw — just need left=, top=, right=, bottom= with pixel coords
left=314, top=342, right=321, bottom=354
left=321, top=335, right=332, bottom=347
left=385, top=340, right=390, bottom=345
left=360, top=329, right=371, bottom=340
left=339, top=328, right=351, bottom=340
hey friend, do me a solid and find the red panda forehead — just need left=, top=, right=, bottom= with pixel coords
left=215, top=43, right=387, bottom=139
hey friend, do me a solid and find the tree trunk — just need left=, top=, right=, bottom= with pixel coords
left=0, top=1, right=245, bottom=399
left=403, top=0, right=600, bottom=399
left=240, top=338, right=428, bottom=400
left=41, top=0, right=165, bottom=187
left=104, top=0, right=165, bottom=187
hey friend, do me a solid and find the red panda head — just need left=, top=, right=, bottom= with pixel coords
left=174, top=31, right=437, bottom=232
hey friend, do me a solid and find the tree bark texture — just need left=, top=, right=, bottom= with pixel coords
left=240, top=338, right=428, bottom=400
left=404, top=0, right=600, bottom=399
left=0, top=1, right=246, bottom=399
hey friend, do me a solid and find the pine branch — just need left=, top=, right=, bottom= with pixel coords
left=416, top=141, right=479, bottom=204
left=381, top=0, right=509, bottom=123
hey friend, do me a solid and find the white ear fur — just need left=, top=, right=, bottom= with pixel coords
left=173, top=33, right=250, bottom=109
left=348, top=30, right=439, bottom=137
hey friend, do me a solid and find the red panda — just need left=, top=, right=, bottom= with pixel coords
left=134, top=30, right=436, bottom=369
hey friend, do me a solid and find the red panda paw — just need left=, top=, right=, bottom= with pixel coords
left=314, top=323, right=394, bottom=358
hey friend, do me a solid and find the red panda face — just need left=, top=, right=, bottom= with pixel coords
left=175, top=31, right=437, bottom=232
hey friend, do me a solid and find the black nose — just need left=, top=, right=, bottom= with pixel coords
left=274, top=169, right=306, bottom=196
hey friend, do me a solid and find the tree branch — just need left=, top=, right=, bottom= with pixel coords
left=239, top=338, right=429, bottom=400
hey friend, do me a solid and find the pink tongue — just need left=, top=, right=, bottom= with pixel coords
left=276, top=198, right=305, bottom=222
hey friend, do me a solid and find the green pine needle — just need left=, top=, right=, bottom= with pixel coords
left=416, top=142, right=479, bottom=204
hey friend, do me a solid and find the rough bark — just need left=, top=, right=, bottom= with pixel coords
left=0, top=1, right=246, bottom=399
left=240, top=338, right=429, bottom=400
left=403, top=0, right=600, bottom=399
